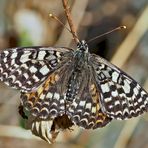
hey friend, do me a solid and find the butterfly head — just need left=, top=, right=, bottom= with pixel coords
left=77, top=40, right=88, bottom=53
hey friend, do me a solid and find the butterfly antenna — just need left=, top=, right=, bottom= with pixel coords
left=87, top=26, right=126, bottom=43
left=49, top=13, right=72, bottom=34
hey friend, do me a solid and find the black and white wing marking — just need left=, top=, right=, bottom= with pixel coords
left=0, top=47, right=73, bottom=92
left=20, top=61, right=74, bottom=120
left=20, top=59, right=74, bottom=143
left=91, top=54, right=148, bottom=120
left=67, top=66, right=111, bottom=129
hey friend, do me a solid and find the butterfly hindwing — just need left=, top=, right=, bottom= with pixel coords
left=67, top=66, right=112, bottom=129
left=0, top=47, right=73, bottom=91
left=91, top=54, right=148, bottom=120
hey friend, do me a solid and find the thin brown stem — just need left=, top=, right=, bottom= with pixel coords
left=62, top=0, right=79, bottom=43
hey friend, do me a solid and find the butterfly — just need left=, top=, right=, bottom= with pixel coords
left=0, top=40, right=148, bottom=143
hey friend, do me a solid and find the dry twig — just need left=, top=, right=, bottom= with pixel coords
left=56, top=0, right=88, bottom=46
left=62, top=0, right=79, bottom=43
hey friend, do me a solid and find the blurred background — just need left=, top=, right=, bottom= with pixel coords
left=0, top=0, right=148, bottom=148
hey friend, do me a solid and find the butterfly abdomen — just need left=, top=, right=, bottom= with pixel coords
left=66, top=71, right=80, bottom=102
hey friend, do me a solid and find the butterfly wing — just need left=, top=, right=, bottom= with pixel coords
left=20, top=60, right=74, bottom=119
left=67, top=65, right=111, bottom=129
left=91, top=54, right=148, bottom=120
left=0, top=47, right=73, bottom=92
left=19, top=56, right=75, bottom=143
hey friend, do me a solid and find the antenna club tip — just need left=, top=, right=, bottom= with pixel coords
left=121, top=26, right=127, bottom=29
left=49, top=13, right=53, bottom=17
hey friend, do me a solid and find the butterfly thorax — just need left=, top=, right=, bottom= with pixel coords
left=74, top=40, right=89, bottom=67
left=65, top=40, right=89, bottom=102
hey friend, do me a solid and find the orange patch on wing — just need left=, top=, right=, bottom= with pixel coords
left=93, top=110, right=111, bottom=128
left=96, top=111, right=107, bottom=123
left=90, top=84, right=99, bottom=102
left=45, top=73, right=59, bottom=86
left=89, top=83, right=111, bottom=128
left=90, top=83, right=100, bottom=110
left=21, top=72, right=60, bottom=110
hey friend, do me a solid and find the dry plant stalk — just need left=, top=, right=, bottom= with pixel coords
left=62, top=0, right=79, bottom=43
left=56, top=0, right=88, bottom=46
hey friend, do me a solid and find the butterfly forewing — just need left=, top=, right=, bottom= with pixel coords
left=0, top=47, right=73, bottom=92
left=91, top=54, right=148, bottom=120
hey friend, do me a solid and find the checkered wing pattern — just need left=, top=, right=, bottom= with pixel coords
left=0, top=47, right=73, bottom=92
left=19, top=58, right=75, bottom=143
left=67, top=66, right=111, bottom=129
left=91, top=54, right=148, bottom=120
left=1, top=41, right=148, bottom=142
left=20, top=61, right=74, bottom=120
left=20, top=51, right=112, bottom=130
